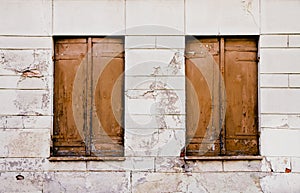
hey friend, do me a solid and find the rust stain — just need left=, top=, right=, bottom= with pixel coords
left=285, top=168, right=292, bottom=173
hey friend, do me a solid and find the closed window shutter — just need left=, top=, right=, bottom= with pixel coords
left=53, top=37, right=124, bottom=157
left=186, top=37, right=258, bottom=156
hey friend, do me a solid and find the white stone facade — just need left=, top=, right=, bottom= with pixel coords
left=0, top=0, right=300, bottom=192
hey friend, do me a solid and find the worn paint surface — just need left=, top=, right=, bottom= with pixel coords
left=186, top=37, right=258, bottom=156
left=0, top=0, right=300, bottom=192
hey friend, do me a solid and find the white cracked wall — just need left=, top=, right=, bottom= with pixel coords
left=0, top=0, right=299, bottom=192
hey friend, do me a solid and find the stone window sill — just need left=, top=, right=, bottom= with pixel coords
left=48, top=156, right=125, bottom=162
left=184, top=156, right=263, bottom=161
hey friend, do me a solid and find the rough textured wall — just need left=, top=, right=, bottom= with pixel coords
left=0, top=0, right=300, bottom=192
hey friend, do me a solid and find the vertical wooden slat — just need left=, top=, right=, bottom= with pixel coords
left=85, top=37, right=93, bottom=156
left=219, top=37, right=226, bottom=155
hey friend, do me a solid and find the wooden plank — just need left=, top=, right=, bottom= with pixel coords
left=92, top=52, right=124, bottom=157
left=54, top=38, right=88, bottom=157
left=55, top=38, right=87, bottom=43
left=186, top=38, right=219, bottom=59
left=53, top=57, right=86, bottom=156
left=55, top=42, right=88, bottom=60
left=186, top=38, right=221, bottom=156
left=85, top=37, right=93, bottom=156
left=219, top=37, right=226, bottom=155
left=92, top=37, right=124, bottom=43
left=224, top=37, right=259, bottom=156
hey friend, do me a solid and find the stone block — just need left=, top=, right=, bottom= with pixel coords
left=5, top=158, right=47, bottom=172
left=186, top=0, right=259, bottom=35
left=288, top=115, right=300, bottom=129
left=260, top=114, right=288, bottom=129
left=265, top=157, right=291, bottom=173
left=0, top=0, right=51, bottom=35
left=156, top=129, right=185, bottom=156
left=132, top=172, right=188, bottom=193
left=289, top=35, right=300, bottom=47
left=223, top=160, right=262, bottom=172
left=0, top=76, right=51, bottom=90
left=291, top=157, right=300, bottom=173
left=0, top=116, right=52, bottom=129
left=43, top=171, right=131, bottom=193
left=125, top=98, right=156, bottom=115
left=155, top=157, right=185, bottom=173
left=47, top=161, right=87, bottom=172
left=0, top=158, right=5, bottom=171
left=0, top=37, right=52, bottom=49
left=86, top=172, right=130, bottom=193
left=0, top=90, right=51, bottom=116
left=261, top=89, right=300, bottom=113
left=219, top=0, right=259, bottom=35
left=0, top=172, right=44, bottom=193
left=125, top=128, right=160, bottom=156
left=260, top=173, right=300, bottom=193
left=260, top=49, right=300, bottom=73
left=289, top=75, right=300, bottom=87
left=125, top=129, right=185, bottom=156
left=125, top=76, right=185, bottom=90
left=261, top=157, right=272, bottom=172
left=186, top=0, right=219, bottom=35
left=156, top=36, right=185, bottom=49
left=260, top=74, right=288, bottom=88
left=185, top=160, right=223, bottom=172
left=126, top=114, right=185, bottom=129
left=187, top=172, right=264, bottom=193
left=87, top=157, right=155, bottom=172
left=125, top=49, right=184, bottom=76
left=132, top=172, right=264, bottom=193
left=125, top=36, right=156, bottom=49
left=43, top=172, right=88, bottom=193
left=125, top=90, right=185, bottom=115
left=261, top=114, right=300, bottom=130
left=261, top=0, right=300, bottom=33
left=126, top=0, right=184, bottom=35
left=261, top=128, right=300, bottom=156
left=53, top=0, right=125, bottom=35
left=0, top=129, right=50, bottom=157
left=260, top=35, right=288, bottom=48
left=0, top=49, right=52, bottom=76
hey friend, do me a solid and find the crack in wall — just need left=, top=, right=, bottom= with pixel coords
left=241, top=0, right=258, bottom=28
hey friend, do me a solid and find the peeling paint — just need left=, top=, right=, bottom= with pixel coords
left=0, top=50, right=51, bottom=75
left=21, top=69, right=43, bottom=78
left=168, top=51, right=182, bottom=75
left=126, top=80, right=182, bottom=129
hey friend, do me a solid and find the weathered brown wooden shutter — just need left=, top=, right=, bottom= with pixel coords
left=186, top=38, right=221, bottom=156
left=53, top=37, right=124, bottom=157
left=186, top=37, right=258, bottom=156
left=224, top=38, right=258, bottom=155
